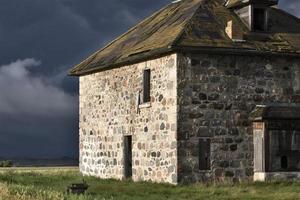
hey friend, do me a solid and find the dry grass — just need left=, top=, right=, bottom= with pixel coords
left=0, top=169, right=299, bottom=200
left=0, top=183, right=64, bottom=200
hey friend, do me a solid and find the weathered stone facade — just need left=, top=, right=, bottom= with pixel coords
left=177, top=53, right=300, bottom=183
left=79, top=54, right=178, bottom=184
left=78, top=52, right=300, bottom=184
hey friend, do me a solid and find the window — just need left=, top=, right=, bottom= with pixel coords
left=143, top=69, right=151, bottom=103
left=253, top=8, right=266, bottom=31
left=199, top=138, right=211, bottom=170
left=124, top=136, right=132, bottom=178
left=268, top=130, right=300, bottom=172
left=281, top=156, right=288, bottom=170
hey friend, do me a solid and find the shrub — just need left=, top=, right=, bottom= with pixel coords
left=0, top=160, right=13, bottom=167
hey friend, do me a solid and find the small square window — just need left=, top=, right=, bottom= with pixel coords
left=199, top=138, right=211, bottom=170
left=253, top=8, right=266, bottom=31
left=143, top=69, right=151, bottom=103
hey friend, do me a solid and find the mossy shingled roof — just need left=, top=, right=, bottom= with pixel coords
left=70, top=0, right=300, bottom=76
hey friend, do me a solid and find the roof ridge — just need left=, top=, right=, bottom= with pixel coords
left=170, top=0, right=206, bottom=47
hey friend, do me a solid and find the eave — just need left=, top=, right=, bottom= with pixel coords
left=69, top=45, right=300, bottom=77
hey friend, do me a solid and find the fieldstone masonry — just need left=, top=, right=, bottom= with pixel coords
left=79, top=54, right=178, bottom=184
left=79, top=52, right=300, bottom=184
left=177, top=53, right=300, bottom=183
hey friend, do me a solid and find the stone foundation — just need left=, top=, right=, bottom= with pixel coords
left=254, top=172, right=300, bottom=181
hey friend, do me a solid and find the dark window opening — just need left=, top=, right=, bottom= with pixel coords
left=199, top=138, right=211, bottom=170
left=253, top=8, right=266, bottom=31
left=124, top=136, right=132, bottom=178
left=281, top=156, right=288, bottom=170
left=143, top=69, right=151, bottom=103
left=269, top=130, right=300, bottom=172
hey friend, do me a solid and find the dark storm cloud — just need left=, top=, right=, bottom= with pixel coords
left=60, top=0, right=171, bottom=44
left=0, top=0, right=172, bottom=158
left=0, top=0, right=173, bottom=93
left=279, top=0, right=300, bottom=17
left=0, top=0, right=171, bottom=68
left=0, top=0, right=95, bottom=68
left=0, top=0, right=298, bottom=158
left=0, top=59, right=78, bottom=158
left=0, top=59, right=77, bottom=118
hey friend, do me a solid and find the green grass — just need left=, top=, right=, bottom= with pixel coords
left=0, top=168, right=299, bottom=200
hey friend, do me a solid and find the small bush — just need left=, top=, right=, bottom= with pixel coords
left=0, top=160, right=13, bottom=167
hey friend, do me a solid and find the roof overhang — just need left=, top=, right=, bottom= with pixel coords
left=69, top=47, right=174, bottom=76
left=226, top=0, right=278, bottom=9
left=69, top=45, right=300, bottom=76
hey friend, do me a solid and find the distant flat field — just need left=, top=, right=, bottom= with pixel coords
left=0, top=168, right=299, bottom=200
left=0, top=166, right=78, bottom=171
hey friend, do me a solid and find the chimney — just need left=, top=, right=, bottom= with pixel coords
left=225, top=20, right=244, bottom=41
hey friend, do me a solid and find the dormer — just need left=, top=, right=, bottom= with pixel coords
left=226, top=0, right=278, bottom=32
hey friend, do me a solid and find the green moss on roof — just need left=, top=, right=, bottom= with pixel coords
left=70, top=0, right=300, bottom=76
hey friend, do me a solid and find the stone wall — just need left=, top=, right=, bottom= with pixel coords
left=79, top=54, right=178, bottom=184
left=177, top=53, right=300, bottom=183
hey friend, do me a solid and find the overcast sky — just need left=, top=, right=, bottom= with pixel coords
left=0, top=0, right=299, bottom=159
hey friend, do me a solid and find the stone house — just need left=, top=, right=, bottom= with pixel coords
left=70, top=0, right=300, bottom=184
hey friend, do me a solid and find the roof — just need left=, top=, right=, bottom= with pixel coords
left=250, top=105, right=300, bottom=121
left=226, top=0, right=278, bottom=8
left=70, top=0, right=300, bottom=76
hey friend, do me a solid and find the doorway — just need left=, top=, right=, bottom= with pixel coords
left=124, top=136, right=132, bottom=178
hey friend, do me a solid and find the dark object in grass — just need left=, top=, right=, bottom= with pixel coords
left=67, top=181, right=89, bottom=195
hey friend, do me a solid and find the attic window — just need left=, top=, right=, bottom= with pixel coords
left=253, top=8, right=267, bottom=31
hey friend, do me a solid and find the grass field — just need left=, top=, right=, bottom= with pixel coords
left=0, top=168, right=299, bottom=200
